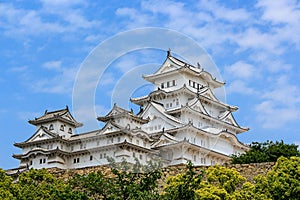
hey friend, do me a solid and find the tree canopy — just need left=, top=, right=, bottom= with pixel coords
left=1, top=153, right=300, bottom=200
left=231, top=140, right=300, bottom=164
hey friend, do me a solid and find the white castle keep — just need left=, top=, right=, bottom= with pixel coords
left=12, top=51, right=249, bottom=170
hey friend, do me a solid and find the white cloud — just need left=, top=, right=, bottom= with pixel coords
left=31, top=66, right=77, bottom=94
left=262, top=76, right=300, bottom=106
left=256, top=0, right=300, bottom=25
left=226, top=61, right=256, bottom=79
left=40, top=0, right=86, bottom=8
left=115, top=7, right=150, bottom=28
left=197, top=0, right=251, bottom=22
left=10, top=66, right=28, bottom=72
left=226, top=80, right=255, bottom=95
left=113, top=56, right=139, bottom=73
left=255, top=100, right=300, bottom=129
left=255, top=75, right=300, bottom=128
left=42, top=61, right=62, bottom=70
left=99, top=72, right=116, bottom=86
left=0, top=1, right=100, bottom=37
left=255, top=0, right=300, bottom=49
left=17, top=111, right=41, bottom=121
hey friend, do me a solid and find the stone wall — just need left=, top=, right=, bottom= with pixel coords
left=47, top=162, right=276, bottom=187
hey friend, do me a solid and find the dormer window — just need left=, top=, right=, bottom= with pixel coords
left=68, top=128, right=72, bottom=134
left=49, top=124, right=54, bottom=130
left=60, top=125, right=64, bottom=131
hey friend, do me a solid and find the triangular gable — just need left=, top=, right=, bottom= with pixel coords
left=198, top=87, right=218, bottom=101
left=140, top=102, right=182, bottom=129
left=99, top=121, right=122, bottom=134
left=60, top=111, right=75, bottom=122
left=131, top=128, right=152, bottom=141
left=188, top=97, right=209, bottom=115
left=105, top=104, right=130, bottom=118
left=155, top=57, right=182, bottom=74
left=221, top=113, right=239, bottom=127
left=143, top=116, right=176, bottom=133
left=151, top=133, right=178, bottom=148
left=26, top=127, right=57, bottom=142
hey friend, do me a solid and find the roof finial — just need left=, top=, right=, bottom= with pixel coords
left=44, top=110, right=48, bottom=114
left=167, top=48, right=171, bottom=57
left=197, top=62, right=201, bottom=69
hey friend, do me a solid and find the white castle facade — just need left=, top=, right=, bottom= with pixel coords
left=13, top=51, right=249, bottom=170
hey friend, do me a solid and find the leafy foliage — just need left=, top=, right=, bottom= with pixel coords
left=1, top=154, right=299, bottom=200
left=162, top=161, right=203, bottom=200
left=254, top=156, right=300, bottom=200
left=70, top=158, right=162, bottom=200
left=231, top=140, right=300, bottom=164
left=16, top=168, right=87, bottom=200
left=0, top=169, right=17, bottom=200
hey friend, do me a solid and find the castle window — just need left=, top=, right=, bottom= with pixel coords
left=90, top=155, right=93, bottom=161
left=40, top=158, right=46, bottom=164
left=161, top=83, right=164, bottom=89
left=104, top=153, right=106, bottom=158
left=189, top=80, right=192, bottom=86
left=167, top=81, right=170, bottom=87
left=118, top=137, right=121, bottom=142
left=60, top=125, right=64, bottom=131
left=68, top=128, right=72, bottom=134
left=139, top=154, right=143, bottom=160
left=73, top=158, right=80, bottom=163
left=172, top=80, right=176, bottom=86
left=29, top=160, right=33, bottom=165
left=71, top=146, right=74, bottom=151
left=100, top=154, right=103, bottom=159
left=133, top=152, right=136, bottom=157
left=49, top=124, right=54, bottom=130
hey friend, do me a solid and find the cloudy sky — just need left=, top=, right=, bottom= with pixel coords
left=1, top=0, right=300, bottom=169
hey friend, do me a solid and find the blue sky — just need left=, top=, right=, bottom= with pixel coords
left=1, top=0, right=300, bottom=169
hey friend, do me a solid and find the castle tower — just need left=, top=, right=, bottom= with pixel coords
left=130, top=50, right=249, bottom=165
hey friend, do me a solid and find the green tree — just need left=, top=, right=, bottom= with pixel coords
left=16, top=168, right=87, bottom=200
left=196, top=165, right=270, bottom=200
left=162, top=161, right=203, bottom=200
left=255, top=156, right=300, bottom=200
left=70, top=158, right=162, bottom=200
left=231, top=140, right=300, bottom=164
left=0, top=169, right=18, bottom=200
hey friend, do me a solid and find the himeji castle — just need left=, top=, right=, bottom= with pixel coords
left=12, top=50, right=249, bottom=170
